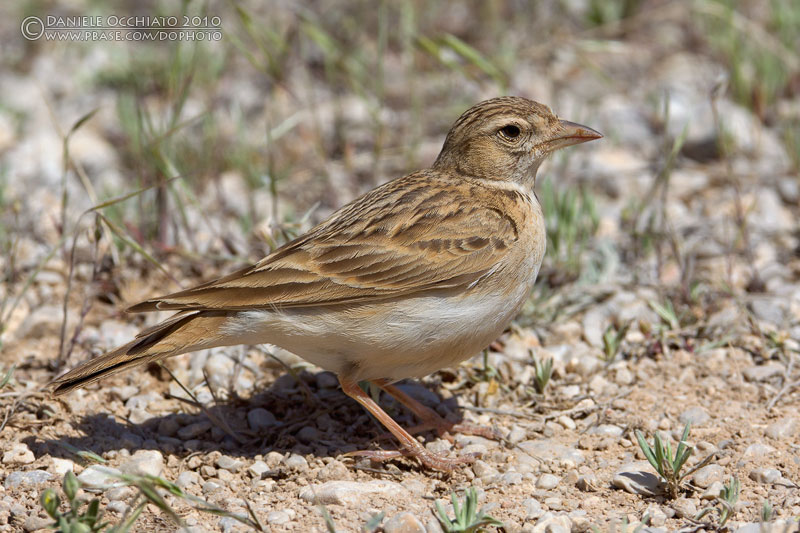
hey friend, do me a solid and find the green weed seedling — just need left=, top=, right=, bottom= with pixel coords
left=601, top=322, right=630, bottom=363
left=435, top=487, right=503, bottom=533
left=531, top=355, right=553, bottom=395
left=40, top=471, right=112, bottom=533
left=635, top=422, right=714, bottom=499
left=695, top=476, right=740, bottom=528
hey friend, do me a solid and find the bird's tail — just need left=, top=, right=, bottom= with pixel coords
left=49, top=310, right=233, bottom=396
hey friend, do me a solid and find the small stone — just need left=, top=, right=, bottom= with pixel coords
left=176, top=471, right=201, bottom=488
left=536, top=473, right=560, bottom=490
left=679, top=406, right=710, bottom=426
left=576, top=473, right=599, bottom=492
left=506, top=425, right=527, bottom=444
left=523, top=498, right=543, bottom=520
left=557, top=416, right=576, bottom=430
left=701, top=481, right=724, bottom=500
left=517, top=439, right=585, bottom=466
left=692, top=464, right=723, bottom=488
left=157, top=418, right=180, bottom=437
left=315, top=371, right=339, bottom=389
left=501, top=471, right=523, bottom=485
left=588, top=374, right=610, bottom=394
left=383, top=512, right=425, bottom=533
left=216, top=455, right=244, bottom=473
left=248, top=460, right=270, bottom=478
left=588, top=424, right=623, bottom=437
left=2, top=443, right=35, bottom=465
left=765, top=418, right=799, bottom=440
left=109, top=385, right=139, bottom=401
left=612, top=461, right=663, bottom=496
left=472, top=460, right=498, bottom=480
left=178, top=420, right=213, bottom=439
left=283, top=454, right=309, bottom=471
left=120, top=450, right=164, bottom=477
left=317, top=459, right=350, bottom=481
left=671, top=498, right=697, bottom=519
left=743, top=443, right=776, bottom=458
left=202, top=480, right=222, bottom=494
left=4, top=470, right=53, bottom=488
left=532, top=512, right=571, bottom=533
left=742, top=363, right=784, bottom=382
left=23, top=514, right=52, bottom=532
left=749, top=467, right=782, bottom=484
left=299, top=480, right=408, bottom=505
left=247, top=408, right=277, bottom=431
left=297, top=426, right=320, bottom=443
left=77, top=465, right=123, bottom=491
left=50, top=457, right=75, bottom=476
left=267, top=510, right=291, bottom=525
left=645, top=505, right=667, bottom=527
left=107, top=501, right=128, bottom=514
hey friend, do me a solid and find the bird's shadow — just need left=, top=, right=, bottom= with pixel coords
left=32, top=370, right=465, bottom=467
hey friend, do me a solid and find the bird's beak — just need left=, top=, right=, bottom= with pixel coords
left=540, top=120, right=603, bottom=152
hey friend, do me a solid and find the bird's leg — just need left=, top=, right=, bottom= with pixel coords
left=338, top=377, right=475, bottom=471
left=372, top=379, right=502, bottom=442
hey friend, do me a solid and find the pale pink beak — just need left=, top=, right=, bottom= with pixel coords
left=542, top=120, right=603, bottom=151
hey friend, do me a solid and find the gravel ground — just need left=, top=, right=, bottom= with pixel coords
left=1, top=1, right=799, bottom=532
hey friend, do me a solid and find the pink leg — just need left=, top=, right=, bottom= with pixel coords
left=373, top=379, right=502, bottom=441
left=338, top=377, right=476, bottom=471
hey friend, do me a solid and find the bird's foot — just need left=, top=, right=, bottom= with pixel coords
left=345, top=447, right=478, bottom=472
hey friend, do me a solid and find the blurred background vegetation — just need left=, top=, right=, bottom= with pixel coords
left=1, top=0, right=799, bottom=340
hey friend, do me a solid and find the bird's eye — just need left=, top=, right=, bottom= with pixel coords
left=499, top=124, right=521, bottom=139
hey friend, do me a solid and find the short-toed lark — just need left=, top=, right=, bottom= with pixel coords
left=51, top=96, right=601, bottom=470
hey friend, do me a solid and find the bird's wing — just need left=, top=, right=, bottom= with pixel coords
left=128, top=172, right=522, bottom=312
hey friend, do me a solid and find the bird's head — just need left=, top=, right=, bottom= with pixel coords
left=433, top=96, right=602, bottom=188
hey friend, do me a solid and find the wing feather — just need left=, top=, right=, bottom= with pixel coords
left=128, top=172, right=524, bottom=313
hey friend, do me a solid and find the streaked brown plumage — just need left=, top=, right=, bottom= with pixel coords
left=50, top=97, right=601, bottom=470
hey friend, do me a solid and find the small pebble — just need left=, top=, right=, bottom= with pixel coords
left=216, top=455, right=244, bottom=473
left=749, top=467, right=782, bottom=484
left=383, top=512, right=425, bottom=533
left=679, top=406, right=710, bottom=426
left=247, top=408, right=278, bottom=431
left=283, top=454, right=309, bottom=471
left=4, top=470, right=53, bottom=488
left=523, top=498, right=543, bottom=520
left=506, top=425, right=527, bottom=444
left=576, top=473, right=599, bottom=492
left=202, top=480, right=223, bottom=494
left=248, top=460, right=270, bottom=478
left=671, top=497, right=697, bottom=519
left=77, top=465, right=123, bottom=491
left=692, top=464, right=723, bottom=488
left=120, top=450, right=164, bottom=477
left=176, top=471, right=201, bottom=488
left=472, top=460, right=498, bottom=480
left=297, top=425, right=320, bottom=443
left=2, top=443, right=35, bottom=465
left=536, top=473, right=560, bottom=490
left=299, top=480, right=408, bottom=505
left=612, top=461, right=663, bottom=496
left=177, top=420, right=213, bottom=440
left=315, top=371, right=339, bottom=389
left=701, top=481, right=724, bottom=500
left=765, top=418, right=799, bottom=440
left=267, top=510, right=291, bottom=525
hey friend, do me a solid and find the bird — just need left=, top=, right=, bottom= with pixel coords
left=50, top=96, right=601, bottom=470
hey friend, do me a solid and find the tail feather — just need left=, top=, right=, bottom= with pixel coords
left=49, top=310, right=234, bottom=396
